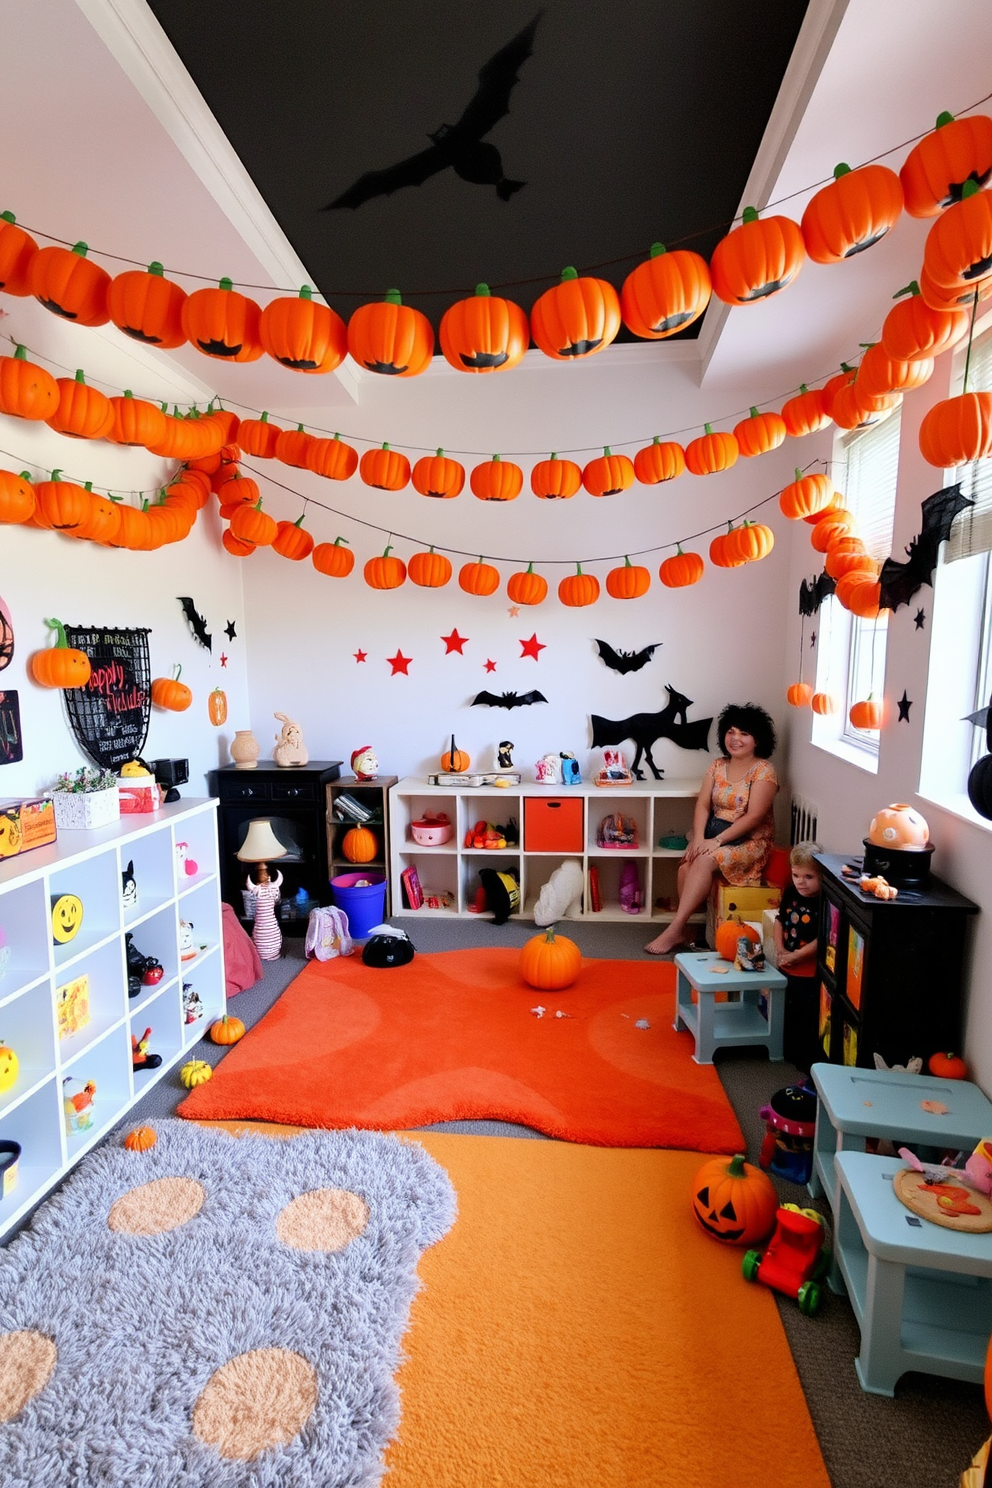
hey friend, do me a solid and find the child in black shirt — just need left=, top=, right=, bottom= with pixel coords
left=773, top=843, right=822, bottom=1073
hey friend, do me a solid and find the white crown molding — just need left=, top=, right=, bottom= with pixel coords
left=73, top=0, right=359, bottom=403
left=696, top=0, right=852, bottom=383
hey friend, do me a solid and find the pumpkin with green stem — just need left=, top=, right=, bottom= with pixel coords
left=239, top=411, right=283, bottom=459
left=558, top=564, right=600, bottom=607
left=506, top=562, right=548, bottom=605
left=408, top=547, right=452, bottom=588
left=181, top=276, right=263, bottom=362
left=881, top=281, right=968, bottom=363
left=458, top=558, right=500, bottom=596
left=659, top=546, right=704, bottom=588
left=0, top=344, right=59, bottom=421
left=313, top=537, right=355, bottom=578
left=530, top=454, right=582, bottom=499
left=849, top=695, right=883, bottom=730
left=106, top=390, right=167, bottom=449
left=306, top=433, right=358, bottom=481
left=519, top=925, right=582, bottom=990
left=582, top=448, right=634, bottom=497
left=151, top=666, right=192, bottom=712
left=364, top=545, right=407, bottom=590
left=29, top=619, right=92, bottom=688
left=347, top=288, right=434, bottom=377
left=779, top=469, right=834, bottom=521
left=230, top=499, right=277, bottom=547
left=781, top=384, right=830, bottom=438
left=733, top=408, right=786, bottom=458
left=412, top=449, right=465, bottom=498
left=360, top=443, right=411, bottom=491
left=0, top=469, right=35, bottom=525
left=709, top=207, right=805, bottom=305
left=107, top=261, right=187, bottom=348
left=33, top=471, right=92, bottom=533
left=29, top=240, right=110, bottom=326
left=605, top=556, right=650, bottom=599
left=273, top=514, right=315, bottom=561
left=620, top=242, right=711, bottom=338
left=685, top=423, right=738, bottom=476
left=260, top=284, right=347, bottom=373
left=439, top=283, right=529, bottom=372
left=634, top=437, right=686, bottom=485
left=470, top=455, right=523, bottom=502
left=46, top=369, right=114, bottom=440
left=441, top=735, right=471, bottom=772
left=801, top=163, right=904, bottom=263
left=0, top=210, right=38, bottom=295
left=530, top=266, right=621, bottom=361
left=900, top=111, right=992, bottom=218
left=691, top=1152, right=777, bottom=1245
left=924, top=178, right=992, bottom=291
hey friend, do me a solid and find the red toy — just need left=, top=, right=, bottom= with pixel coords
left=742, top=1203, right=830, bottom=1316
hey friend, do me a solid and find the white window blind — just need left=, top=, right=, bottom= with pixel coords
left=838, top=408, right=901, bottom=562
left=946, top=327, right=992, bottom=564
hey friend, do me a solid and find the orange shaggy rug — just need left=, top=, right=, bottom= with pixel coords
left=179, top=949, right=744, bottom=1151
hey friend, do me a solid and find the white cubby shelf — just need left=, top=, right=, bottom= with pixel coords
left=0, top=798, right=225, bottom=1242
left=388, top=777, right=705, bottom=924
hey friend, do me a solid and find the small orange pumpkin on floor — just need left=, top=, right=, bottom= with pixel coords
left=209, top=1015, right=246, bottom=1045
left=520, top=925, right=582, bottom=990
left=124, top=1125, right=158, bottom=1152
left=691, top=1153, right=777, bottom=1245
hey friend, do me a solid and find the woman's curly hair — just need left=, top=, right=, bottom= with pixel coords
left=716, top=702, right=777, bottom=759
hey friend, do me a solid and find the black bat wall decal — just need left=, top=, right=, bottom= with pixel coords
left=799, top=572, right=836, bottom=617
left=472, top=688, right=547, bottom=709
left=590, top=685, right=712, bottom=780
left=177, top=597, right=211, bottom=652
left=323, top=14, right=541, bottom=209
left=878, top=484, right=973, bottom=611
left=595, top=640, right=662, bottom=675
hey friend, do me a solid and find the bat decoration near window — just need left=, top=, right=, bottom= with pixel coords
left=590, top=685, right=712, bottom=781
left=472, top=688, right=548, bottom=710
left=177, top=597, right=211, bottom=653
left=878, top=484, right=973, bottom=612
left=798, top=572, right=836, bottom=617
left=323, top=14, right=540, bottom=209
left=594, top=640, right=662, bottom=675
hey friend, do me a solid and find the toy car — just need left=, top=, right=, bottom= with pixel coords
left=742, top=1203, right=830, bottom=1316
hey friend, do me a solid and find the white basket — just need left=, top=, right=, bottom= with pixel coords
left=52, top=787, right=121, bottom=830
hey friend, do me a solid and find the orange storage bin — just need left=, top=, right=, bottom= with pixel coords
left=524, top=797, right=583, bottom=852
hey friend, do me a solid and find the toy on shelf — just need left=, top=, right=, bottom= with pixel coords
left=534, top=753, right=562, bottom=784
left=182, top=980, right=204, bottom=1024
left=131, top=1029, right=163, bottom=1071
left=534, top=859, right=584, bottom=926
left=273, top=713, right=308, bottom=768
left=351, top=744, right=379, bottom=780
left=593, top=749, right=632, bottom=787
left=51, top=892, right=83, bottom=945
left=619, top=861, right=644, bottom=914
left=742, top=1204, right=830, bottom=1315
left=464, top=819, right=517, bottom=850
left=175, top=841, right=198, bottom=877
left=497, top=740, right=514, bottom=769
left=62, top=1077, right=97, bottom=1134
left=125, top=933, right=163, bottom=998
left=179, top=919, right=198, bottom=961
left=0, top=1038, right=19, bottom=1094
left=118, top=761, right=161, bottom=814
left=859, top=873, right=898, bottom=899
left=121, top=859, right=137, bottom=911
left=410, top=812, right=452, bottom=846
left=597, top=812, right=638, bottom=849
left=560, top=752, right=581, bottom=785
left=440, top=735, right=469, bottom=773
left=759, top=1081, right=818, bottom=1185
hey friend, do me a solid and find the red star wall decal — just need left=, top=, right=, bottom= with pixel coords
left=484, top=659, right=497, bottom=673
left=219, top=652, right=228, bottom=667
left=441, top=628, right=468, bottom=654
left=519, top=633, right=546, bottom=660
left=354, top=649, right=367, bottom=663
left=387, top=650, right=412, bottom=675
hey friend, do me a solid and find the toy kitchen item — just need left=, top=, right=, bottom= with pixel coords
left=410, top=812, right=453, bottom=846
left=862, top=802, right=934, bottom=887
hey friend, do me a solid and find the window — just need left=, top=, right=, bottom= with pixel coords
left=812, top=408, right=900, bottom=769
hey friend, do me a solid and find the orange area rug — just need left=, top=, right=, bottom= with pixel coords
left=203, top=1124, right=830, bottom=1488
left=179, top=948, right=744, bottom=1151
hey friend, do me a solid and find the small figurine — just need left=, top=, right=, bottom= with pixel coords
left=859, top=873, right=898, bottom=900
left=175, top=841, right=198, bottom=878
left=131, top=1028, right=163, bottom=1071
left=594, top=749, right=633, bottom=787
left=535, top=753, right=562, bottom=784
left=63, top=1077, right=97, bottom=1134
left=559, top=752, right=581, bottom=785
left=179, top=919, right=196, bottom=961
left=351, top=745, right=378, bottom=781
left=121, top=860, right=138, bottom=911
left=497, top=740, right=514, bottom=770
left=125, top=933, right=163, bottom=997
left=273, top=713, right=309, bottom=768
left=182, top=981, right=204, bottom=1024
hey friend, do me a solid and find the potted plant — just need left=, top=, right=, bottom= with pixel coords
left=50, top=767, right=121, bottom=829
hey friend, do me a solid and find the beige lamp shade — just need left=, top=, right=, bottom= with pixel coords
left=237, top=818, right=288, bottom=863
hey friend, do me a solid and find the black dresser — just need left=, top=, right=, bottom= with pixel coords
left=210, top=760, right=341, bottom=934
left=814, top=853, right=978, bottom=1069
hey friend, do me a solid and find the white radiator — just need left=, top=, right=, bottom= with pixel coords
left=790, top=794, right=819, bottom=846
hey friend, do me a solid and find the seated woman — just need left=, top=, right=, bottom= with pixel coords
left=645, top=703, right=778, bottom=956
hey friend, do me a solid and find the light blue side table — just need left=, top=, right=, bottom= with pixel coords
left=810, top=1064, right=992, bottom=1206
left=831, top=1150, right=992, bottom=1396
left=673, top=950, right=787, bottom=1064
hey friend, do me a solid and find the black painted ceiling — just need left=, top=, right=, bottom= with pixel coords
left=149, top=0, right=809, bottom=337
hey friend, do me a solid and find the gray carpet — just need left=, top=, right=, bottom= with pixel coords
left=13, top=918, right=991, bottom=1485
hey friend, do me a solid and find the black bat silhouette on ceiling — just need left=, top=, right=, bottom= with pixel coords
left=472, top=688, right=548, bottom=709
left=323, top=13, right=541, bottom=209
left=177, top=597, right=211, bottom=653
left=878, top=484, right=973, bottom=611
left=799, top=572, right=836, bottom=617
left=595, top=640, right=662, bottom=675
left=591, top=685, right=712, bottom=781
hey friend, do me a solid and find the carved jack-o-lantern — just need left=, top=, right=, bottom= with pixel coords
left=691, top=1153, right=778, bottom=1245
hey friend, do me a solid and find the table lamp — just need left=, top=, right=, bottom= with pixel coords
left=237, top=819, right=289, bottom=961
left=236, top=819, right=287, bottom=886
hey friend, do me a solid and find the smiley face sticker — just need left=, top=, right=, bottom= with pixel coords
left=51, top=893, right=84, bottom=945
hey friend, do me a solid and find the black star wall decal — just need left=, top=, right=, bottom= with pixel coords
left=897, top=690, right=913, bottom=722
left=914, top=609, right=926, bottom=630
left=810, top=632, right=817, bottom=648
left=224, top=621, right=237, bottom=641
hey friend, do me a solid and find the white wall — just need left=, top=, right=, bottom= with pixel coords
left=783, top=360, right=992, bottom=1086
left=240, top=350, right=800, bottom=804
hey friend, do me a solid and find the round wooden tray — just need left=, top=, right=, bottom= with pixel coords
left=893, top=1167, right=992, bottom=1233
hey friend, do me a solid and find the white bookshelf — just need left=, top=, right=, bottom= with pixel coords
left=0, top=798, right=225, bottom=1241
left=388, top=777, right=704, bottom=923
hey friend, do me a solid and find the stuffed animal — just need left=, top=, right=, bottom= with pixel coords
left=874, top=1053, right=923, bottom=1074
left=859, top=873, right=898, bottom=899
left=534, top=859, right=584, bottom=927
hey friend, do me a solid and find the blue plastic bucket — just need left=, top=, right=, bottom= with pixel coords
left=330, top=872, right=388, bottom=939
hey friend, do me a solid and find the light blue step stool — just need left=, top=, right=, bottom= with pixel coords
left=831, top=1150, right=992, bottom=1396
left=673, top=950, right=787, bottom=1064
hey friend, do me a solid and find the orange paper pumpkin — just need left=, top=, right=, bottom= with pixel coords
left=412, top=450, right=465, bottom=499
left=633, top=437, right=686, bottom=485
left=0, top=344, right=59, bottom=421
left=685, top=424, right=738, bottom=476
left=779, top=469, right=833, bottom=521
left=530, top=455, right=582, bottom=500
left=259, top=285, right=347, bottom=374
left=919, top=391, right=992, bottom=467
left=307, top=434, right=358, bottom=482
left=558, top=565, right=600, bottom=607
left=230, top=500, right=277, bottom=548
left=811, top=692, right=839, bottom=715
left=347, top=289, right=434, bottom=377
left=29, top=240, right=110, bottom=326
left=506, top=563, right=548, bottom=605
left=106, top=391, right=167, bottom=449
left=659, top=547, right=704, bottom=588
left=530, top=267, right=621, bottom=360
left=787, top=682, right=813, bottom=707
left=881, top=282, right=968, bottom=363
left=733, top=408, right=787, bottom=458
left=582, top=448, right=634, bottom=497
left=239, top=412, right=283, bottom=459
left=312, top=537, right=355, bottom=578
left=458, top=559, right=500, bottom=597
left=605, top=557, right=650, bottom=599
left=620, top=243, right=712, bottom=338
left=364, top=545, right=407, bottom=590
left=275, top=424, right=316, bottom=469
left=360, top=443, right=411, bottom=491
left=46, top=371, right=113, bottom=440
left=709, top=207, right=805, bottom=305
left=470, top=455, right=523, bottom=502
left=0, top=211, right=38, bottom=295
left=923, top=182, right=992, bottom=291
left=900, top=111, right=992, bottom=218
left=801, top=163, right=903, bottom=263
left=107, top=261, right=187, bottom=348
left=439, top=283, right=529, bottom=372
left=181, top=277, right=263, bottom=362
left=408, top=547, right=452, bottom=588
left=849, top=697, right=883, bottom=730
left=273, top=515, right=315, bottom=561
left=208, top=688, right=228, bottom=726
left=0, top=468, right=35, bottom=525
left=781, top=385, right=830, bottom=438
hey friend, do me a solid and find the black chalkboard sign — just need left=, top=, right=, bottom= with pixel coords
left=0, top=690, right=22, bottom=766
left=63, top=627, right=151, bottom=770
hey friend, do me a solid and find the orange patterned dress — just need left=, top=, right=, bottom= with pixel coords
left=704, top=757, right=778, bottom=885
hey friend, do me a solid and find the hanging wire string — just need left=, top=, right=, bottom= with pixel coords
left=8, top=90, right=992, bottom=297
left=0, top=327, right=877, bottom=459
left=238, top=456, right=826, bottom=566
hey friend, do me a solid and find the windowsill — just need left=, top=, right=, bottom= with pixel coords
left=917, top=788, right=992, bottom=835
left=811, top=734, right=879, bottom=774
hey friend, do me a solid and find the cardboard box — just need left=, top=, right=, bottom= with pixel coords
left=0, top=798, right=57, bottom=860
left=707, top=883, right=782, bottom=949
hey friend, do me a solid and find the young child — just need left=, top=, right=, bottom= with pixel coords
left=773, top=842, right=822, bottom=1074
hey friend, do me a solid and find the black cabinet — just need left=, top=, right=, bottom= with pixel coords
left=210, top=760, right=341, bottom=935
left=814, top=853, right=978, bottom=1069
